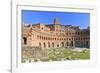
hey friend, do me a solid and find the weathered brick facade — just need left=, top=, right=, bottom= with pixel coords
left=22, top=18, right=90, bottom=49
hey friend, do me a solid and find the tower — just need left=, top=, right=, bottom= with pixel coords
left=54, top=18, right=59, bottom=25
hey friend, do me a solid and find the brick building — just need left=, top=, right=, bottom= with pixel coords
left=22, top=18, right=90, bottom=49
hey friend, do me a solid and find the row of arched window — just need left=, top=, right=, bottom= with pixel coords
left=65, top=31, right=89, bottom=36
left=37, top=35, right=89, bottom=41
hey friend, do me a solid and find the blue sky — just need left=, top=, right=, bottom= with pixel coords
left=22, top=10, right=90, bottom=29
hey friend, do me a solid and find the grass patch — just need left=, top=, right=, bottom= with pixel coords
left=46, top=48, right=90, bottom=61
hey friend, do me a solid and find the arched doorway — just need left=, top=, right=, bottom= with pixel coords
left=57, top=44, right=59, bottom=48
left=86, top=41, right=89, bottom=48
left=43, top=42, right=46, bottom=48
left=39, top=42, right=41, bottom=48
left=71, top=41, right=73, bottom=47
left=48, top=42, right=50, bottom=48
left=61, top=42, right=64, bottom=47
left=67, top=42, right=69, bottom=46
left=23, top=37, right=27, bottom=45
left=52, top=42, right=54, bottom=47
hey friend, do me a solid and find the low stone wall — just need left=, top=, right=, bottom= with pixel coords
left=21, top=46, right=48, bottom=63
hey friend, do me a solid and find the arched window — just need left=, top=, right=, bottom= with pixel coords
left=44, top=37, right=45, bottom=40
left=41, top=27, right=43, bottom=30
left=42, top=36, right=43, bottom=40
left=40, top=36, right=41, bottom=40
left=78, top=32, right=80, bottom=35
left=75, top=32, right=77, bottom=35
left=46, top=37, right=47, bottom=40
left=66, top=33, right=68, bottom=35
